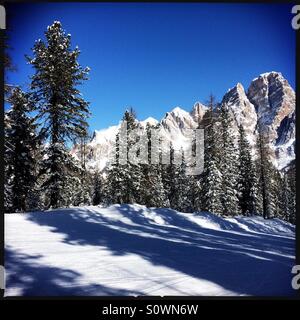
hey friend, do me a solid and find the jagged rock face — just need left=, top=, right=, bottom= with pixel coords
left=276, top=111, right=295, bottom=145
left=190, top=102, right=208, bottom=125
left=73, top=72, right=295, bottom=172
left=247, top=72, right=295, bottom=168
left=222, top=83, right=257, bottom=147
left=161, top=107, right=197, bottom=131
left=159, top=107, right=199, bottom=152
left=247, top=72, right=295, bottom=140
left=274, top=111, right=295, bottom=170
left=75, top=108, right=203, bottom=171
left=71, top=124, right=121, bottom=171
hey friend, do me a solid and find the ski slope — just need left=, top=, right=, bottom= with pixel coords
left=4, top=204, right=296, bottom=296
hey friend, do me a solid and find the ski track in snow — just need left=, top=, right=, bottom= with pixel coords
left=5, top=204, right=296, bottom=296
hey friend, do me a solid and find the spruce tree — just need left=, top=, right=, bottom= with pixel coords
left=220, top=104, right=240, bottom=216
left=5, top=88, right=40, bottom=212
left=38, top=143, right=83, bottom=208
left=139, top=123, right=169, bottom=207
left=277, top=168, right=295, bottom=223
left=104, top=110, right=141, bottom=205
left=121, top=109, right=142, bottom=203
left=103, top=132, right=125, bottom=204
left=161, top=142, right=178, bottom=209
left=201, top=96, right=223, bottom=215
left=188, top=128, right=202, bottom=212
left=72, top=169, right=93, bottom=207
left=27, top=21, right=90, bottom=209
left=286, top=168, right=296, bottom=224
left=4, top=110, right=14, bottom=213
left=73, top=134, right=93, bottom=207
left=276, top=173, right=287, bottom=220
left=139, top=164, right=169, bottom=208
left=92, top=170, right=103, bottom=206
left=237, top=124, right=259, bottom=215
left=172, top=149, right=192, bottom=212
left=256, top=125, right=277, bottom=219
left=4, top=35, right=17, bottom=211
left=189, top=175, right=201, bottom=212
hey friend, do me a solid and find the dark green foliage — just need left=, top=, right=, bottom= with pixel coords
left=103, top=110, right=141, bottom=205
left=256, top=125, right=277, bottom=219
left=27, top=21, right=90, bottom=209
left=220, top=104, right=240, bottom=215
left=5, top=88, right=41, bottom=212
left=200, top=98, right=224, bottom=215
left=237, top=124, right=259, bottom=215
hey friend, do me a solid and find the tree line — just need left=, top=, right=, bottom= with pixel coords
left=4, top=22, right=296, bottom=224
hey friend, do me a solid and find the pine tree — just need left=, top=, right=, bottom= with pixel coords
left=92, top=170, right=103, bottom=206
left=139, top=164, right=169, bottom=208
left=256, top=125, right=277, bottom=219
left=103, top=131, right=126, bottom=204
left=4, top=112, right=13, bottom=212
left=161, top=142, right=178, bottom=209
left=27, top=21, right=90, bottom=209
left=276, top=173, right=287, bottom=220
left=5, top=88, right=40, bottom=212
left=172, top=149, right=192, bottom=212
left=271, top=169, right=284, bottom=219
left=189, top=175, right=201, bottom=212
left=103, top=161, right=121, bottom=204
left=73, top=134, right=93, bottom=207
left=278, top=168, right=296, bottom=223
left=188, top=128, right=202, bottom=212
left=72, top=169, right=93, bottom=207
left=219, top=104, right=240, bottom=216
left=237, top=124, right=259, bottom=215
left=38, top=143, right=82, bottom=208
left=286, top=168, right=296, bottom=224
left=103, top=110, right=141, bottom=205
left=201, top=96, right=223, bottom=215
left=120, top=109, right=142, bottom=203
left=139, top=123, right=169, bottom=207
left=4, top=33, right=17, bottom=211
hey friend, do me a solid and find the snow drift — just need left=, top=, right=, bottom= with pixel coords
left=5, top=204, right=295, bottom=296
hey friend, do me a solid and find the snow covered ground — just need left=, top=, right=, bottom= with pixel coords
left=5, top=204, right=296, bottom=296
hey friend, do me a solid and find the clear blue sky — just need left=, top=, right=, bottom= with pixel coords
left=6, top=3, right=295, bottom=132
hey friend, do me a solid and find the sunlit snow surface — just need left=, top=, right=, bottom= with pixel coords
left=5, top=205, right=295, bottom=296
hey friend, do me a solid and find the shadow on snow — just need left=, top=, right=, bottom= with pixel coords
left=6, top=205, right=296, bottom=296
left=5, top=248, right=142, bottom=296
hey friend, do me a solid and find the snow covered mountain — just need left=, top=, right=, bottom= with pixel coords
left=222, top=82, right=258, bottom=148
left=248, top=72, right=295, bottom=169
left=75, top=72, right=295, bottom=171
left=221, top=72, right=295, bottom=169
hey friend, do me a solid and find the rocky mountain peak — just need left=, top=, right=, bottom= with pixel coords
left=168, top=106, right=190, bottom=117
left=162, top=107, right=197, bottom=130
left=247, top=71, right=294, bottom=124
left=74, top=72, right=295, bottom=172
left=140, top=117, right=159, bottom=127
left=222, top=82, right=257, bottom=146
left=247, top=71, right=295, bottom=169
left=190, top=102, right=208, bottom=124
left=224, top=82, right=247, bottom=104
